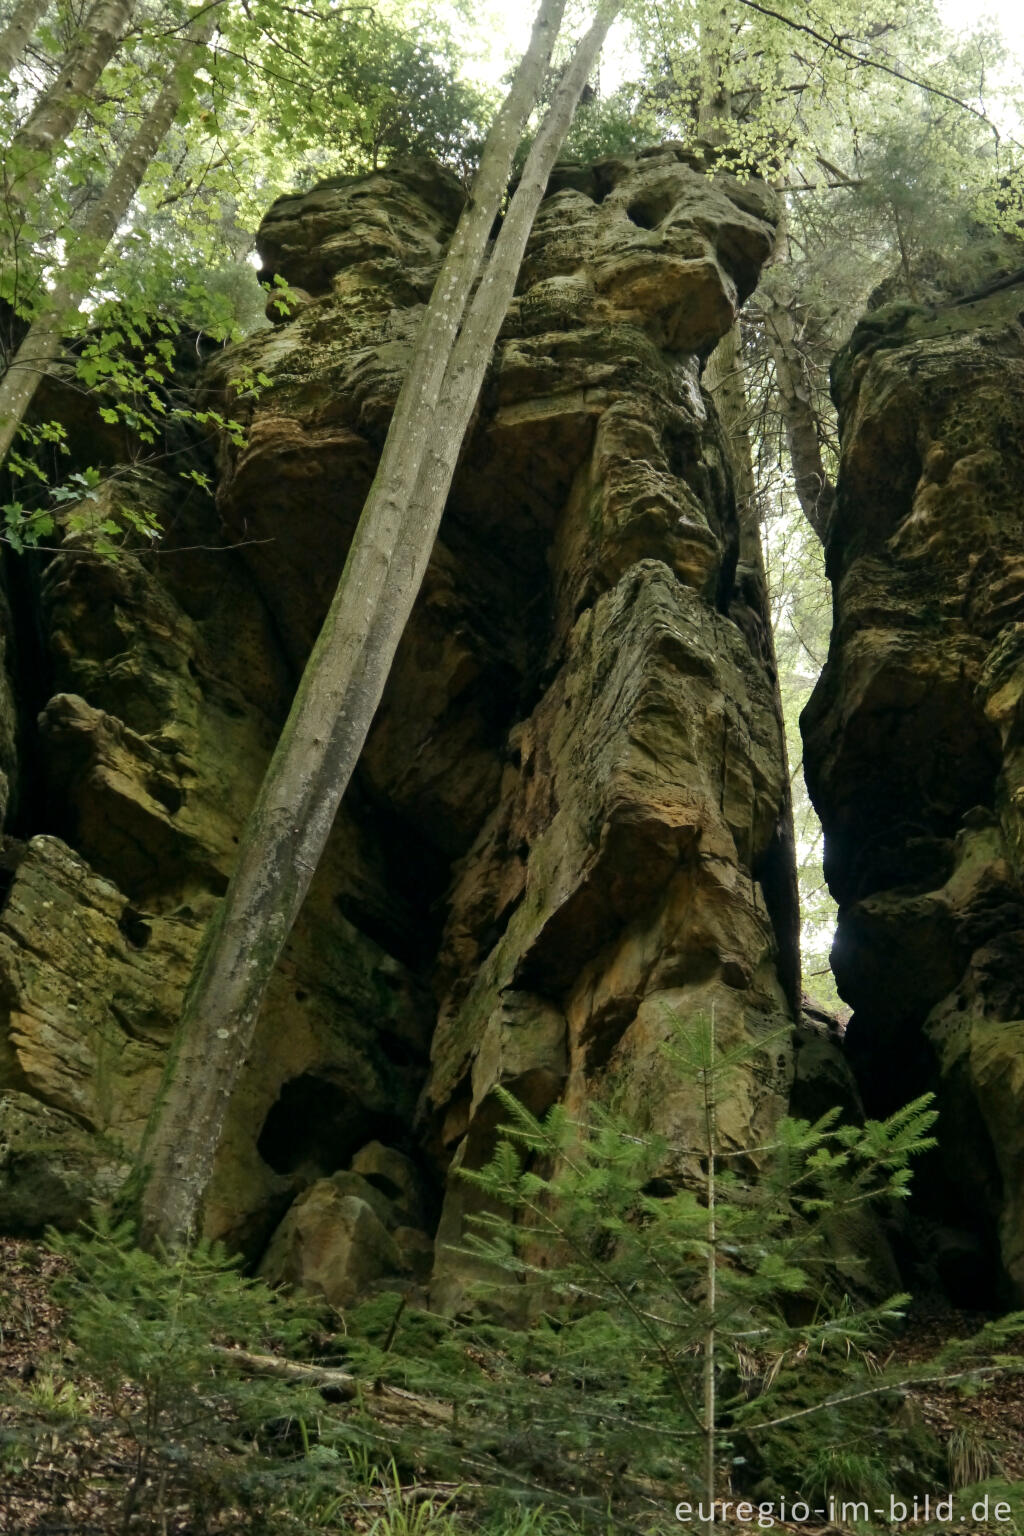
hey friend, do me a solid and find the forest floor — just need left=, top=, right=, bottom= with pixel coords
left=2, top=1235, right=1024, bottom=1536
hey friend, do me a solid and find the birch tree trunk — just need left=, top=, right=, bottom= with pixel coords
left=0, top=10, right=217, bottom=467
left=135, top=0, right=621, bottom=1253
left=704, top=323, right=757, bottom=541
left=0, top=0, right=50, bottom=83
left=701, top=1006, right=718, bottom=1536
left=696, top=0, right=733, bottom=145
left=762, top=212, right=835, bottom=542
left=3, top=0, right=135, bottom=211
left=394, top=0, right=623, bottom=618
left=322, top=0, right=568, bottom=599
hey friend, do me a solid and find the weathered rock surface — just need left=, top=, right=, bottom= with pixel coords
left=0, top=147, right=798, bottom=1304
left=214, top=144, right=794, bottom=1305
left=258, top=1142, right=435, bottom=1305
left=803, top=275, right=1024, bottom=1302
left=0, top=478, right=433, bottom=1250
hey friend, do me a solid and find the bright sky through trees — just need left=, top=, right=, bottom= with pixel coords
left=460, top=0, right=1023, bottom=115
left=944, top=0, right=1022, bottom=45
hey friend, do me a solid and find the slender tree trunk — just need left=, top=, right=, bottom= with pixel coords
left=705, top=323, right=757, bottom=543
left=696, top=0, right=733, bottom=146
left=3, top=0, right=136, bottom=209
left=320, top=0, right=569, bottom=611
left=0, top=0, right=49, bottom=82
left=705, top=323, right=802, bottom=1014
left=0, top=10, right=216, bottom=466
left=399, top=0, right=622, bottom=573
left=702, top=1005, right=717, bottom=1536
left=135, top=0, right=621, bottom=1253
left=698, top=5, right=801, bottom=1009
left=762, top=209, right=835, bottom=542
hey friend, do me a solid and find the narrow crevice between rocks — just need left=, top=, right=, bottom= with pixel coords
left=842, top=1010, right=1009, bottom=1310
left=2, top=549, right=52, bottom=843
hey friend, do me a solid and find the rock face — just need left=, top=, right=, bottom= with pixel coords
left=0, top=476, right=434, bottom=1256
left=0, top=147, right=798, bottom=1304
left=802, top=276, right=1024, bottom=1303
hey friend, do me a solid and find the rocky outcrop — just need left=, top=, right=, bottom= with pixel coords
left=802, top=275, right=1024, bottom=1303
left=0, top=474, right=434, bottom=1257
left=0, top=147, right=798, bottom=1305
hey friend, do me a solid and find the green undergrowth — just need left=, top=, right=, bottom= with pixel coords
left=4, top=1018, right=1024, bottom=1533
left=4, top=1220, right=1023, bottom=1534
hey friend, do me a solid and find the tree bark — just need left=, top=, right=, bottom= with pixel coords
left=0, top=10, right=217, bottom=467
left=398, top=0, right=623, bottom=575
left=704, top=322, right=757, bottom=544
left=3, top=0, right=136, bottom=211
left=702, top=1006, right=718, bottom=1536
left=0, top=0, right=49, bottom=83
left=706, top=324, right=801, bottom=1015
left=135, top=0, right=621, bottom=1254
left=314, top=0, right=569, bottom=618
left=696, top=0, right=733, bottom=146
left=762, top=210, right=835, bottom=542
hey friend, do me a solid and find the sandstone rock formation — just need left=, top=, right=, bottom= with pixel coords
left=0, top=147, right=799, bottom=1305
left=803, top=273, right=1024, bottom=1303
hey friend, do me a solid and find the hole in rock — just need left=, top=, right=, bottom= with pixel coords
left=0, top=839, right=26, bottom=916
left=256, top=1073, right=403, bottom=1179
left=626, top=198, right=662, bottom=230
left=149, top=779, right=183, bottom=815
left=592, top=164, right=617, bottom=204
left=118, top=906, right=152, bottom=949
left=376, top=1026, right=429, bottom=1068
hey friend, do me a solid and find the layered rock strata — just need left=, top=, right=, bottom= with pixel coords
left=0, top=146, right=798, bottom=1304
left=803, top=275, right=1024, bottom=1302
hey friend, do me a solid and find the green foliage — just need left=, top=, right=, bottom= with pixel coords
left=367, top=1463, right=460, bottom=1536
left=947, top=1423, right=996, bottom=1489
left=0, top=302, right=274, bottom=554
left=332, top=1016, right=972, bottom=1527
left=0, top=0, right=496, bottom=547
left=46, top=1213, right=326, bottom=1531
left=19, top=1367, right=97, bottom=1424
left=515, top=79, right=660, bottom=169
left=2, top=1092, right=1021, bottom=1535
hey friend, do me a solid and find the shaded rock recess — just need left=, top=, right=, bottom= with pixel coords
left=0, top=145, right=804, bottom=1307
left=803, top=267, right=1024, bottom=1305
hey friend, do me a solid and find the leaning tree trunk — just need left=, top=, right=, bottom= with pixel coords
left=699, top=0, right=803, bottom=1008
left=2, top=0, right=136, bottom=213
left=705, top=323, right=758, bottom=543
left=312, top=0, right=569, bottom=609
left=762, top=210, right=835, bottom=542
left=0, top=0, right=50, bottom=83
left=135, top=0, right=622, bottom=1254
left=0, top=10, right=217, bottom=467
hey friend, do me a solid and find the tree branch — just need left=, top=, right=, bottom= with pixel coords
left=734, top=0, right=1008, bottom=143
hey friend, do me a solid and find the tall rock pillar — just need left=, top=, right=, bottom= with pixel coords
left=803, top=276, right=1024, bottom=1301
